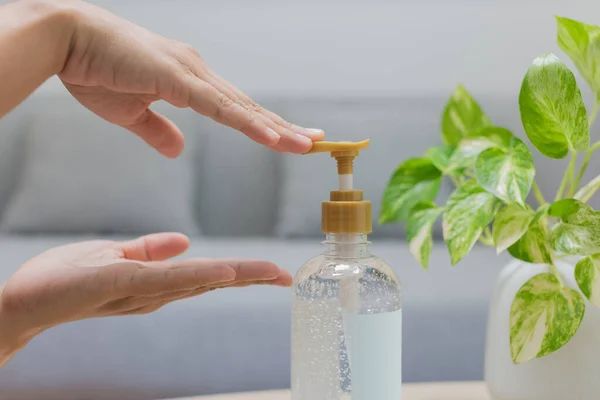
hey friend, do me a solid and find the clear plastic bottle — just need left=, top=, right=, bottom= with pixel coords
left=290, top=140, right=403, bottom=400
left=292, top=233, right=402, bottom=400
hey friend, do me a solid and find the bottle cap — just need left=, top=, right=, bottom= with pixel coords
left=305, top=140, right=372, bottom=234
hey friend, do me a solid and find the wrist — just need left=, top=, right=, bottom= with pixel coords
left=17, top=0, right=77, bottom=75
left=0, top=286, right=37, bottom=366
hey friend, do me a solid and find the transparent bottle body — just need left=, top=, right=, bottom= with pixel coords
left=291, top=234, right=403, bottom=400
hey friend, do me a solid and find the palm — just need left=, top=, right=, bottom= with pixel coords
left=0, top=233, right=291, bottom=337
left=64, top=84, right=158, bottom=127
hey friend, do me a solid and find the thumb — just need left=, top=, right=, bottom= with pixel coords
left=123, top=108, right=185, bottom=158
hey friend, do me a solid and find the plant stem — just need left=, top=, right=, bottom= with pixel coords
left=549, top=262, right=564, bottom=286
left=590, top=100, right=599, bottom=127
left=479, top=228, right=494, bottom=247
left=575, top=174, right=600, bottom=202
left=582, top=181, right=600, bottom=203
left=532, top=181, right=546, bottom=206
left=556, top=152, right=577, bottom=201
left=573, top=141, right=600, bottom=192
left=572, top=101, right=600, bottom=191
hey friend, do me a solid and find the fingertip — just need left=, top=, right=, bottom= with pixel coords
left=126, top=109, right=185, bottom=158
left=264, top=128, right=281, bottom=146
left=213, top=264, right=237, bottom=282
left=293, top=126, right=326, bottom=141
left=262, top=262, right=282, bottom=280
left=293, top=134, right=314, bottom=154
left=121, top=232, right=190, bottom=261
left=276, top=270, right=294, bottom=287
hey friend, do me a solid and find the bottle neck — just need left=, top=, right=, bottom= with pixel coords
left=323, top=233, right=370, bottom=259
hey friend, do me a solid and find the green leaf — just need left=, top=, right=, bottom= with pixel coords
left=556, top=16, right=600, bottom=101
left=475, top=136, right=536, bottom=205
left=379, top=158, right=442, bottom=224
left=575, top=255, right=600, bottom=307
left=425, top=145, right=454, bottom=173
left=531, top=204, right=550, bottom=225
left=442, top=85, right=491, bottom=146
left=446, top=126, right=513, bottom=172
left=406, top=202, right=443, bottom=269
left=519, top=53, right=589, bottom=159
left=508, top=221, right=553, bottom=264
left=442, top=182, right=499, bottom=265
left=548, top=199, right=600, bottom=255
left=510, top=273, right=585, bottom=364
left=476, top=126, right=514, bottom=146
left=493, top=204, right=536, bottom=254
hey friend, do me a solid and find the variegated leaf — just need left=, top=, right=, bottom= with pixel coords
left=380, top=158, right=442, bottom=223
left=446, top=137, right=497, bottom=171
left=425, top=145, right=454, bottom=173
left=475, top=136, right=535, bottom=205
left=442, top=182, right=499, bottom=265
left=446, top=127, right=512, bottom=172
left=493, top=204, right=536, bottom=254
left=510, top=273, right=585, bottom=364
left=548, top=199, right=600, bottom=255
left=508, top=221, right=552, bottom=264
left=575, top=255, right=600, bottom=307
left=519, top=53, right=589, bottom=159
left=556, top=16, right=600, bottom=101
left=406, top=203, right=442, bottom=269
left=442, top=85, right=491, bottom=146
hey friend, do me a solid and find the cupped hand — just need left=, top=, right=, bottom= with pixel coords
left=55, top=0, right=324, bottom=157
left=0, top=232, right=291, bottom=348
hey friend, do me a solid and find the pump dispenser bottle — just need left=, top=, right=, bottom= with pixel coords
left=291, top=140, right=403, bottom=400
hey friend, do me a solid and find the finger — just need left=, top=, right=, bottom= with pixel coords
left=102, top=268, right=290, bottom=315
left=204, top=258, right=281, bottom=281
left=116, top=259, right=283, bottom=297
left=212, top=261, right=292, bottom=286
left=119, top=232, right=190, bottom=262
left=112, top=260, right=236, bottom=296
left=123, top=108, right=185, bottom=158
left=184, top=77, right=280, bottom=147
left=198, top=73, right=319, bottom=153
left=204, top=70, right=325, bottom=141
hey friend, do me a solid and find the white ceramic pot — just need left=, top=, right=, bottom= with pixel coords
left=484, top=258, right=600, bottom=400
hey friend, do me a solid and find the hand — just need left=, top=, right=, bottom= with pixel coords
left=52, top=0, right=324, bottom=157
left=0, top=232, right=291, bottom=365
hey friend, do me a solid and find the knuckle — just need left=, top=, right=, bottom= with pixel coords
left=178, top=41, right=202, bottom=58
left=239, top=110, right=258, bottom=134
left=214, top=91, right=234, bottom=119
left=249, top=101, right=263, bottom=114
left=281, top=118, right=293, bottom=130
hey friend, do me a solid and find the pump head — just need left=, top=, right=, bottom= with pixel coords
left=305, top=140, right=372, bottom=234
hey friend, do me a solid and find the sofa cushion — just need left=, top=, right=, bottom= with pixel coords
left=196, top=100, right=282, bottom=237
left=0, top=95, right=201, bottom=235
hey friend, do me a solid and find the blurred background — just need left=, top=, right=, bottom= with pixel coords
left=1, top=0, right=600, bottom=399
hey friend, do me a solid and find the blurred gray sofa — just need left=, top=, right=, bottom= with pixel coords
left=0, top=89, right=594, bottom=400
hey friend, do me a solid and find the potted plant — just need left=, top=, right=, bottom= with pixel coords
left=380, top=16, right=600, bottom=399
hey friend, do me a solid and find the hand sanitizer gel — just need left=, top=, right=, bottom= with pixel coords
left=291, top=140, right=403, bottom=400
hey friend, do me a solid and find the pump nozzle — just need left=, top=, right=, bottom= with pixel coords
left=304, top=140, right=372, bottom=234
left=307, top=140, right=370, bottom=190
left=307, top=139, right=369, bottom=179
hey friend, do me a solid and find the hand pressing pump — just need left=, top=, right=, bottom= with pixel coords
left=291, top=140, right=403, bottom=400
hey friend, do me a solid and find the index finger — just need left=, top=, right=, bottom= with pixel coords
left=185, top=78, right=281, bottom=148
left=114, top=258, right=282, bottom=296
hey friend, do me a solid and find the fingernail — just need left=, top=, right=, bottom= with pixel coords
left=265, top=128, right=281, bottom=144
left=296, top=134, right=313, bottom=147
left=293, top=126, right=325, bottom=139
